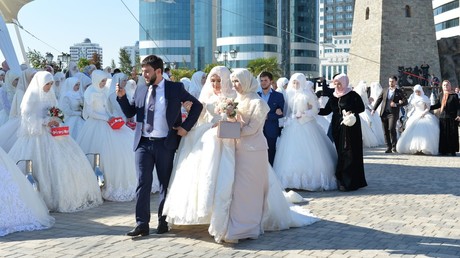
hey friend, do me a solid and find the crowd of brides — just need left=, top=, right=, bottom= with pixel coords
left=0, top=60, right=459, bottom=242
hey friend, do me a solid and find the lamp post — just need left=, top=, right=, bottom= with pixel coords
left=57, top=53, right=71, bottom=70
left=214, top=49, right=238, bottom=67
left=170, top=62, right=176, bottom=70
left=45, top=52, right=54, bottom=65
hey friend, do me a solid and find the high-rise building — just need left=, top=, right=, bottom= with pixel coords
left=139, top=0, right=318, bottom=76
left=69, top=38, right=103, bottom=65
left=139, top=0, right=213, bottom=70
left=319, top=0, right=354, bottom=81
left=123, top=41, right=140, bottom=67
left=433, top=0, right=460, bottom=39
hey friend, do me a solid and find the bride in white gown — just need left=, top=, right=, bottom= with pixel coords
left=273, top=73, right=337, bottom=191
left=8, top=71, right=103, bottom=213
left=353, top=81, right=381, bottom=147
left=58, top=77, right=84, bottom=139
left=76, top=70, right=138, bottom=202
left=0, top=147, right=54, bottom=236
left=164, top=66, right=236, bottom=225
left=0, top=68, right=37, bottom=152
left=396, top=84, right=439, bottom=155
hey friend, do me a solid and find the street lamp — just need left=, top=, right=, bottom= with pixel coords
left=57, top=53, right=71, bottom=70
left=45, top=52, right=54, bottom=64
left=170, top=62, right=176, bottom=70
left=214, top=49, right=238, bottom=67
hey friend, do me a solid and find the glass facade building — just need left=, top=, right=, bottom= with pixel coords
left=433, top=0, right=460, bottom=39
left=139, top=0, right=319, bottom=76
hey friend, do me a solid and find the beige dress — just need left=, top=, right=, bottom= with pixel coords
left=224, top=96, right=270, bottom=241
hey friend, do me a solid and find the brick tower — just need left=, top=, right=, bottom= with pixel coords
left=347, top=1, right=440, bottom=88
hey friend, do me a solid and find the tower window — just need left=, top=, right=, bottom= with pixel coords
left=365, top=7, right=370, bottom=20
left=405, top=5, right=411, bottom=18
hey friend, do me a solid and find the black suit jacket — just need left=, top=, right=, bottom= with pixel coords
left=117, top=79, right=203, bottom=151
left=373, top=87, right=408, bottom=116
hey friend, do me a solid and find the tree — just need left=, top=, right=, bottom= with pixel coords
left=91, top=52, right=102, bottom=70
left=77, top=58, right=90, bottom=70
left=118, top=48, right=132, bottom=75
left=26, top=48, right=45, bottom=69
left=203, top=63, right=219, bottom=74
left=171, top=68, right=195, bottom=82
left=246, top=57, right=282, bottom=80
left=110, top=59, right=116, bottom=69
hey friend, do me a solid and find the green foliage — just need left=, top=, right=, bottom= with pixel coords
left=110, top=59, right=116, bottom=69
left=171, top=68, right=195, bottom=82
left=26, top=48, right=45, bottom=69
left=246, top=57, right=282, bottom=80
left=118, top=48, right=132, bottom=75
left=77, top=58, right=90, bottom=70
left=203, top=63, right=220, bottom=74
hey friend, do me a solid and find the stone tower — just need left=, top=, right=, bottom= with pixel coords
left=348, top=1, right=440, bottom=88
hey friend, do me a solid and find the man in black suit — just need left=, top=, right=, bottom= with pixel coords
left=371, top=76, right=408, bottom=153
left=117, top=55, right=203, bottom=236
left=258, top=71, right=285, bottom=166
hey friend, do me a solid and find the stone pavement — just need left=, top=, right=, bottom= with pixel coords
left=1, top=147, right=459, bottom=258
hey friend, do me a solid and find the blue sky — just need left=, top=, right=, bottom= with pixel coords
left=2, top=0, right=139, bottom=67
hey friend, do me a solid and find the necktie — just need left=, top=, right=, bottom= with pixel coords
left=145, top=85, right=157, bottom=133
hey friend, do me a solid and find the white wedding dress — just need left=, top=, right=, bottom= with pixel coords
left=8, top=71, right=103, bottom=213
left=273, top=76, right=337, bottom=191
left=396, top=91, right=439, bottom=155
left=0, top=148, right=54, bottom=236
left=77, top=78, right=138, bottom=202
left=59, top=90, right=85, bottom=139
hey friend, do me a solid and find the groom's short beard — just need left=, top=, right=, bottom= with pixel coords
left=147, top=74, right=157, bottom=86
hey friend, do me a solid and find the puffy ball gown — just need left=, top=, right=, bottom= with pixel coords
left=396, top=87, right=439, bottom=155
left=8, top=71, right=103, bottom=213
left=0, top=147, right=54, bottom=236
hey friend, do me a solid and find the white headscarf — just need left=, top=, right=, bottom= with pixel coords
left=3, top=70, right=21, bottom=102
left=58, top=77, right=82, bottom=108
left=231, top=68, right=268, bottom=119
left=188, top=71, right=206, bottom=98
left=410, top=84, right=430, bottom=107
left=108, top=72, right=128, bottom=97
left=369, top=82, right=382, bottom=104
left=353, top=80, right=370, bottom=106
left=53, top=72, right=66, bottom=98
left=276, top=77, right=289, bottom=94
left=125, top=79, right=137, bottom=101
left=198, top=66, right=235, bottom=103
left=20, top=71, right=56, bottom=136
left=67, top=61, right=78, bottom=77
left=82, top=70, right=109, bottom=119
left=180, top=77, right=191, bottom=92
left=286, top=73, right=319, bottom=118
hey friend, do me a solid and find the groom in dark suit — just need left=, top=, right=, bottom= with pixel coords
left=371, top=75, right=407, bottom=153
left=117, top=55, right=203, bottom=236
left=258, top=71, right=285, bottom=165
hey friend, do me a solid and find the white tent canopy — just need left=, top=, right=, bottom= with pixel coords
left=0, top=0, right=33, bottom=71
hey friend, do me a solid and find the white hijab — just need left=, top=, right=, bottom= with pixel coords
left=58, top=77, right=82, bottom=108
left=189, top=71, right=206, bottom=98
left=198, top=66, right=235, bottom=103
left=20, top=71, right=56, bottom=136
left=353, top=80, right=370, bottom=106
left=231, top=68, right=269, bottom=119
left=82, top=70, right=109, bottom=119
left=286, top=73, right=319, bottom=118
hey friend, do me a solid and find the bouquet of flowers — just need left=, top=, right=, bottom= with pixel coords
left=48, top=106, right=65, bottom=123
left=215, top=97, right=238, bottom=119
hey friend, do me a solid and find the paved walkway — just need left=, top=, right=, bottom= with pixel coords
left=1, top=147, right=459, bottom=258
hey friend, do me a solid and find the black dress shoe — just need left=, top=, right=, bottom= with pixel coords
left=127, top=226, right=149, bottom=237
left=156, top=221, right=169, bottom=234
left=385, top=149, right=392, bottom=153
left=392, top=147, right=397, bottom=153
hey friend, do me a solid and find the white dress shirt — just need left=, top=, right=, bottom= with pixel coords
left=143, top=79, right=168, bottom=137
